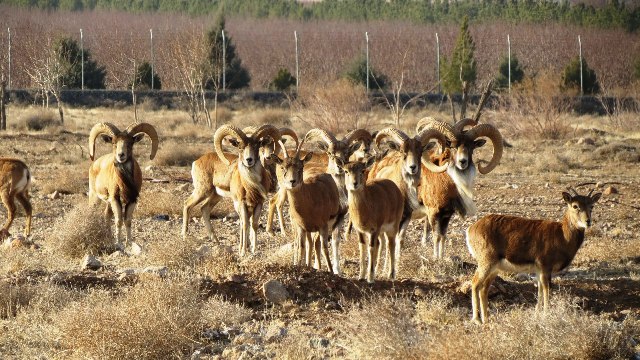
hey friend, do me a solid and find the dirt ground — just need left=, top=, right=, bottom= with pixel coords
left=0, top=106, right=639, bottom=358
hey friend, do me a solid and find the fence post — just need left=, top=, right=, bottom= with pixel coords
left=7, top=28, right=11, bottom=89
left=507, top=34, right=511, bottom=94
left=150, top=28, right=154, bottom=90
left=365, top=31, right=369, bottom=93
left=578, top=35, right=583, bottom=96
left=294, top=30, right=299, bottom=90
left=80, top=29, right=84, bottom=90
left=221, top=30, right=226, bottom=91
left=436, top=32, right=440, bottom=94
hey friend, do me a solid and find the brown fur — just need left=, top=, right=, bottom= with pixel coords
left=466, top=191, right=601, bottom=324
left=0, top=158, right=32, bottom=240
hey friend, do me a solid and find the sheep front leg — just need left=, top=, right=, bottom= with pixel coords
left=238, top=203, right=250, bottom=257
left=249, top=202, right=263, bottom=254
left=124, top=202, right=137, bottom=245
left=110, top=197, right=124, bottom=246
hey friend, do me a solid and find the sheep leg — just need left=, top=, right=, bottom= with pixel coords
left=320, top=228, right=332, bottom=272
left=124, top=202, right=136, bottom=245
left=358, top=232, right=366, bottom=281
left=367, top=231, right=380, bottom=283
left=0, top=192, right=15, bottom=240
left=238, top=203, right=249, bottom=257
left=539, top=271, right=552, bottom=311
left=266, top=193, right=278, bottom=235
left=249, top=202, right=262, bottom=254
left=294, top=227, right=304, bottom=266
left=313, top=233, right=321, bottom=270
left=182, top=189, right=208, bottom=240
left=331, top=214, right=345, bottom=276
left=16, top=193, right=32, bottom=237
left=386, top=232, right=397, bottom=280
left=110, top=198, right=124, bottom=246
left=421, top=217, right=429, bottom=247
left=305, top=232, right=313, bottom=267
left=437, top=214, right=453, bottom=259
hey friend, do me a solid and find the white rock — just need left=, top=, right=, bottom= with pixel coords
left=130, top=242, right=143, bottom=256
left=142, top=266, right=169, bottom=278
left=176, top=183, right=190, bottom=192
left=263, top=280, right=290, bottom=304
left=48, top=190, right=60, bottom=200
left=82, top=255, right=102, bottom=271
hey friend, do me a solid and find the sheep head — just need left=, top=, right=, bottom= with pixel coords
left=375, top=127, right=448, bottom=178
left=89, top=122, right=159, bottom=163
left=215, top=124, right=281, bottom=167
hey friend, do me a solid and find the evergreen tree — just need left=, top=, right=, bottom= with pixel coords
left=343, top=55, right=388, bottom=90
left=440, top=16, right=476, bottom=94
left=561, top=56, right=600, bottom=94
left=205, top=13, right=251, bottom=90
left=633, top=57, right=640, bottom=80
left=269, top=68, right=296, bottom=91
left=53, top=36, right=106, bottom=89
left=495, top=54, right=524, bottom=90
left=130, top=61, right=162, bottom=90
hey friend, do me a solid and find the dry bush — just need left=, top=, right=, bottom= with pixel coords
left=428, top=296, right=638, bottom=360
left=294, top=79, right=370, bottom=133
left=593, top=142, right=640, bottom=163
left=38, top=166, right=87, bottom=195
left=147, top=235, right=202, bottom=270
left=152, top=145, right=204, bottom=167
left=415, top=293, right=466, bottom=328
left=13, top=108, right=59, bottom=131
left=195, top=245, right=241, bottom=280
left=54, top=279, right=202, bottom=359
left=338, top=296, right=429, bottom=359
left=50, top=202, right=114, bottom=258
left=271, top=332, right=328, bottom=360
left=0, top=282, right=36, bottom=319
left=136, top=189, right=184, bottom=217
left=201, top=295, right=253, bottom=329
left=497, top=72, right=574, bottom=140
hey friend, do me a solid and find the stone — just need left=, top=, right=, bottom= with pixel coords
left=47, top=191, right=60, bottom=200
left=152, top=214, right=170, bottom=221
left=176, top=183, right=190, bottom=192
left=266, top=326, right=288, bottom=342
left=195, top=245, right=211, bottom=260
left=603, top=186, right=618, bottom=195
left=130, top=242, right=143, bottom=256
left=310, top=337, right=330, bottom=348
left=143, top=266, right=169, bottom=278
left=82, top=255, right=102, bottom=271
left=263, top=280, right=290, bottom=304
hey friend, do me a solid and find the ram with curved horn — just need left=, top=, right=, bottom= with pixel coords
left=415, top=117, right=504, bottom=259
left=182, top=124, right=284, bottom=256
left=367, top=127, right=449, bottom=269
left=88, top=122, right=159, bottom=246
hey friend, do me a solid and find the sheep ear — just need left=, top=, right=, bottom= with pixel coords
left=101, top=134, right=112, bottom=143
left=348, top=142, right=361, bottom=155
left=562, top=192, right=572, bottom=204
left=272, top=156, right=283, bottom=165
left=133, top=133, right=145, bottom=143
left=590, top=193, right=602, bottom=204
left=316, top=143, right=328, bottom=152
left=228, top=138, right=240, bottom=148
left=335, top=158, right=345, bottom=169
left=474, top=139, right=487, bottom=148
left=364, top=156, right=376, bottom=169
left=302, top=152, right=313, bottom=163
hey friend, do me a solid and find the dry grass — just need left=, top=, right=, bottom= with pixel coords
left=234, top=107, right=291, bottom=129
left=12, top=108, right=60, bottom=132
left=152, top=143, right=205, bottom=167
left=136, top=189, right=184, bottom=217
left=201, top=295, right=253, bottom=328
left=38, top=165, right=87, bottom=195
left=49, top=202, right=114, bottom=258
left=54, top=278, right=202, bottom=359
left=195, top=245, right=241, bottom=280
left=0, top=282, right=35, bottom=319
left=593, top=142, right=640, bottom=163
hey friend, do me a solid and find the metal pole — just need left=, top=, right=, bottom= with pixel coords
left=508, top=34, right=511, bottom=94
left=80, top=29, right=84, bottom=90
left=436, top=33, right=440, bottom=93
left=578, top=35, right=583, bottom=96
left=294, top=31, right=299, bottom=90
left=150, top=29, right=154, bottom=90
left=221, top=30, right=226, bottom=91
left=365, top=31, right=369, bottom=93
left=7, top=28, right=11, bottom=89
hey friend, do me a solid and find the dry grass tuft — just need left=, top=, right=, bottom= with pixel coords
left=152, top=144, right=205, bottom=167
left=415, top=293, right=466, bottom=328
left=54, top=279, right=202, bottom=359
left=50, top=202, right=114, bottom=258
left=196, top=245, right=241, bottom=280
left=0, top=282, right=36, bottom=319
left=13, top=108, right=60, bottom=131
left=136, top=189, right=184, bottom=217
left=39, top=166, right=87, bottom=195
left=147, top=235, right=201, bottom=270
left=338, top=296, right=428, bottom=359
left=201, top=295, right=253, bottom=328
left=593, top=142, right=639, bottom=163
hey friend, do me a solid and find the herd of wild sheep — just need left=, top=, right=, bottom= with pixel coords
left=0, top=116, right=601, bottom=324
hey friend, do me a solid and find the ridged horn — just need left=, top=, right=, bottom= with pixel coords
left=278, top=140, right=289, bottom=160
left=374, top=127, right=409, bottom=148
left=415, top=117, right=438, bottom=134
left=278, top=127, right=299, bottom=148
left=415, top=118, right=457, bottom=143
left=214, top=125, right=248, bottom=166
left=253, top=124, right=282, bottom=144
left=303, top=129, right=338, bottom=152
left=418, top=128, right=450, bottom=173
left=89, top=122, right=120, bottom=161
left=126, top=122, right=159, bottom=160
left=466, top=123, right=504, bottom=174
left=344, top=128, right=373, bottom=146
left=453, top=118, right=478, bottom=135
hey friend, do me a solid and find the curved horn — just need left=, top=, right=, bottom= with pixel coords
left=415, top=117, right=437, bottom=134
left=586, top=189, right=595, bottom=197
left=213, top=125, right=248, bottom=166
left=126, top=122, right=159, bottom=160
left=374, top=127, right=409, bottom=148
left=416, top=118, right=457, bottom=143
left=344, top=128, right=373, bottom=146
left=466, top=123, right=504, bottom=175
left=278, top=127, right=299, bottom=148
left=567, top=187, right=579, bottom=197
left=89, top=122, right=120, bottom=161
left=418, top=128, right=450, bottom=173
left=278, top=140, right=289, bottom=160
left=453, top=118, right=478, bottom=135
left=303, top=129, right=338, bottom=151
left=253, top=124, right=282, bottom=143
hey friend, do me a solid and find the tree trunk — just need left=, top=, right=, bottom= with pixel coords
left=213, top=88, right=219, bottom=129
left=0, top=80, right=6, bottom=131
left=201, top=85, right=212, bottom=128
left=132, top=84, right=138, bottom=123
left=52, top=89, right=64, bottom=124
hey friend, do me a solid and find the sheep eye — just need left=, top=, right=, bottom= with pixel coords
left=572, top=204, right=579, bottom=210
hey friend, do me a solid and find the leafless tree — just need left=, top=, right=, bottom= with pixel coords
left=24, top=37, right=67, bottom=124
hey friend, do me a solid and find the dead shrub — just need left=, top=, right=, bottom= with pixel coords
left=50, top=202, right=114, bottom=258
left=338, top=296, right=428, bottom=359
left=39, top=166, right=87, bottom=195
left=415, top=293, right=466, bottom=328
left=0, top=282, right=35, bottom=319
left=152, top=144, right=204, bottom=167
left=136, top=190, right=184, bottom=217
left=593, top=142, right=639, bottom=163
left=15, top=108, right=59, bottom=131
left=147, top=235, right=201, bottom=270
left=195, top=245, right=241, bottom=280
left=294, top=79, right=370, bottom=133
left=201, top=295, right=252, bottom=329
left=54, top=279, right=202, bottom=359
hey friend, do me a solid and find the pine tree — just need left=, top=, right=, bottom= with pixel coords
left=343, top=55, right=388, bottom=90
left=561, top=56, right=600, bottom=95
left=53, top=36, right=106, bottom=89
left=205, top=13, right=251, bottom=90
left=495, top=54, right=524, bottom=90
left=440, top=16, right=476, bottom=94
left=130, top=61, right=162, bottom=90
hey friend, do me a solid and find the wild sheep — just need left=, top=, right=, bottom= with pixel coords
left=416, top=117, right=503, bottom=258
left=338, top=157, right=404, bottom=283
left=466, top=188, right=601, bottom=324
left=272, top=141, right=344, bottom=271
left=88, top=122, right=159, bottom=246
left=0, top=158, right=32, bottom=240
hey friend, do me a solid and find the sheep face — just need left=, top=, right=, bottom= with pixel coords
left=274, top=153, right=313, bottom=190
left=101, top=133, right=144, bottom=164
left=563, top=191, right=601, bottom=229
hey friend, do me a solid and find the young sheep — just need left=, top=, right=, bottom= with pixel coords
left=466, top=188, right=601, bottom=324
left=338, top=157, right=404, bottom=283
left=88, top=122, right=159, bottom=246
left=0, top=158, right=32, bottom=240
left=272, top=142, right=344, bottom=271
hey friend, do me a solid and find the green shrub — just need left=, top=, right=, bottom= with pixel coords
left=496, top=54, right=524, bottom=90
left=343, top=55, right=387, bottom=90
left=561, top=56, right=600, bottom=94
left=269, top=68, right=296, bottom=91
left=130, top=61, right=161, bottom=90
